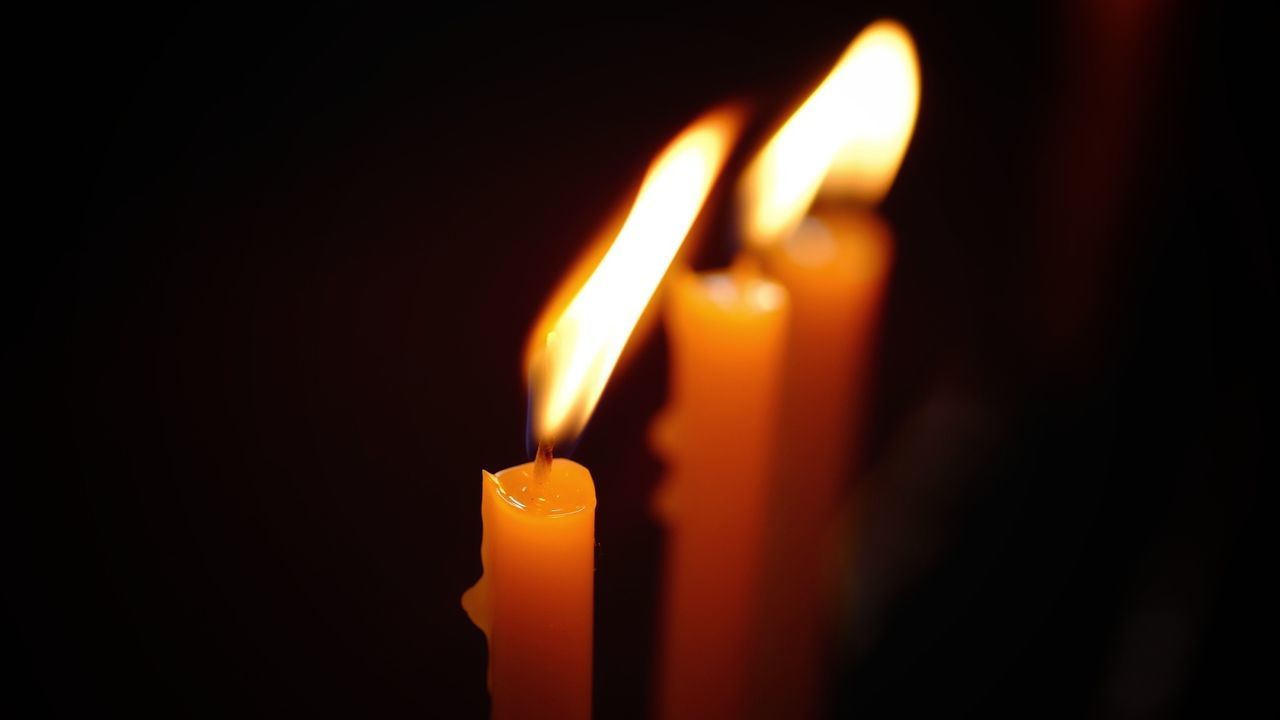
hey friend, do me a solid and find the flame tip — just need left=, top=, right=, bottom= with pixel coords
left=738, top=20, right=921, bottom=248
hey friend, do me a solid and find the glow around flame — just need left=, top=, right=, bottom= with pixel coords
left=527, top=109, right=740, bottom=447
left=738, top=19, right=920, bottom=248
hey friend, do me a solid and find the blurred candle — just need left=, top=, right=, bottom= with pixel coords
left=651, top=265, right=788, bottom=720
left=735, top=20, right=919, bottom=718
left=463, top=109, right=740, bottom=720
left=751, top=206, right=892, bottom=719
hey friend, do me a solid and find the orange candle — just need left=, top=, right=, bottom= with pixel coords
left=651, top=266, right=788, bottom=720
left=751, top=207, right=893, bottom=718
left=735, top=20, right=920, bottom=718
left=463, top=459, right=595, bottom=720
left=463, top=109, right=740, bottom=720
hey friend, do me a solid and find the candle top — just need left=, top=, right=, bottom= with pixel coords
left=779, top=207, right=893, bottom=279
left=486, top=458, right=595, bottom=517
left=698, top=272, right=786, bottom=312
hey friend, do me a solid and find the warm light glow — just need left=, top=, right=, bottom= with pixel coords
left=738, top=19, right=920, bottom=248
left=527, top=109, right=740, bottom=446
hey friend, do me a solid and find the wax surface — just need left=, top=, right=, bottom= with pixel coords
left=463, top=459, right=595, bottom=720
left=652, top=269, right=788, bottom=720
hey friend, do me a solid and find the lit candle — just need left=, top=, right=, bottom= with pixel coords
left=748, top=206, right=893, bottom=720
left=735, top=20, right=920, bottom=718
left=464, top=455, right=595, bottom=720
left=651, top=264, right=788, bottom=720
left=462, top=109, right=740, bottom=720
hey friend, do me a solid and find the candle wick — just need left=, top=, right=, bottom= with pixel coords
left=533, top=441, right=554, bottom=482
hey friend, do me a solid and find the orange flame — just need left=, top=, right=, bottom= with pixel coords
left=526, top=109, right=741, bottom=447
left=738, top=20, right=920, bottom=248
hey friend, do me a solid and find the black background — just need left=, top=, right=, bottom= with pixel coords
left=10, top=1, right=1272, bottom=717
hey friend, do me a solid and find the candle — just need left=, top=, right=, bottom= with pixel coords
left=463, top=457, right=595, bottom=720
left=651, top=265, right=788, bottom=720
left=463, top=108, right=740, bottom=720
left=735, top=20, right=920, bottom=718
left=750, top=206, right=893, bottom=719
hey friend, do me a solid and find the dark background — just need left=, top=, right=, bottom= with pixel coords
left=10, top=1, right=1271, bottom=717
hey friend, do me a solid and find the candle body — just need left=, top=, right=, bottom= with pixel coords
left=463, top=459, right=596, bottom=720
left=751, top=207, right=892, bottom=719
left=652, top=270, right=788, bottom=720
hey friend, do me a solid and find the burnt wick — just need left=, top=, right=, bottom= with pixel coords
left=533, top=441, right=554, bottom=482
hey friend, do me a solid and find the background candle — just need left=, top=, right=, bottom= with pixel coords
left=735, top=21, right=920, bottom=718
left=752, top=208, right=893, bottom=719
left=651, top=268, right=788, bottom=720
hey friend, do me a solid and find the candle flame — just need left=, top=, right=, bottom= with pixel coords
left=527, top=109, right=740, bottom=448
left=738, top=19, right=920, bottom=248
